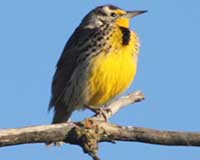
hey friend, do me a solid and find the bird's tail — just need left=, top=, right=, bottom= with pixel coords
left=52, top=105, right=72, bottom=124
left=46, top=106, right=72, bottom=146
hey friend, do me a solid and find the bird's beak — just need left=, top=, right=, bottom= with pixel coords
left=123, top=10, right=147, bottom=19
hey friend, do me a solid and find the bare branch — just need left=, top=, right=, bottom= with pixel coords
left=92, top=90, right=144, bottom=121
left=0, top=91, right=199, bottom=160
left=1, top=122, right=200, bottom=148
left=99, top=123, right=200, bottom=146
left=0, top=123, right=75, bottom=146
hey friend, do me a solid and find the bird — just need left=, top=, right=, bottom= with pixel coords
left=49, top=5, right=146, bottom=124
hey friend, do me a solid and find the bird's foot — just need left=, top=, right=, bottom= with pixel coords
left=85, top=105, right=112, bottom=122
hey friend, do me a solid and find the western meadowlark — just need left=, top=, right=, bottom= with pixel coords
left=49, top=5, right=146, bottom=123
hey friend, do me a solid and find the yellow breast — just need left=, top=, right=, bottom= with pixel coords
left=87, top=28, right=139, bottom=107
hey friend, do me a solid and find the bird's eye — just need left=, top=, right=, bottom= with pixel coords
left=111, top=12, right=117, bottom=17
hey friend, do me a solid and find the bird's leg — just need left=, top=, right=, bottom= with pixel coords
left=84, top=105, right=112, bottom=122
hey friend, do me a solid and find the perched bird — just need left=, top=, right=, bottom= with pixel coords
left=49, top=5, right=146, bottom=123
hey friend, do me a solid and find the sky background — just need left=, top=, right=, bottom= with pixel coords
left=0, top=0, right=200, bottom=159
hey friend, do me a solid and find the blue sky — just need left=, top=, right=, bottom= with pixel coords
left=0, top=0, right=200, bottom=159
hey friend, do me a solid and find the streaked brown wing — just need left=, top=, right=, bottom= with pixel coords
left=49, top=27, right=98, bottom=110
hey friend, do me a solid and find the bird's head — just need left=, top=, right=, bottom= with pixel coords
left=81, top=5, right=147, bottom=28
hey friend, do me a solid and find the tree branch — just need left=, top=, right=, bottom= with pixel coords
left=0, top=91, right=199, bottom=160
left=1, top=122, right=200, bottom=147
left=92, top=90, right=144, bottom=121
